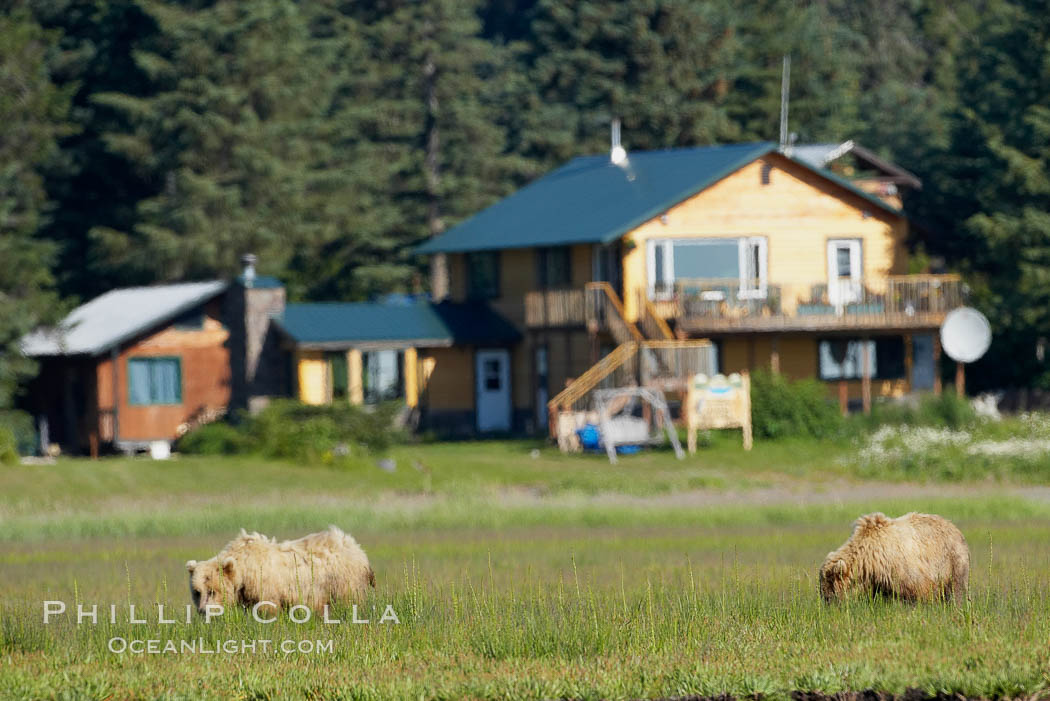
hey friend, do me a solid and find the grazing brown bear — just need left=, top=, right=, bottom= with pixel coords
left=186, top=526, right=374, bottom=614
left=819, top=512, right=969, bottom=603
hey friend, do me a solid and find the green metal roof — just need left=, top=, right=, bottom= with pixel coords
left=277, top=301, right=521, bottom=348
left=417, top=141, right=903, bottom=254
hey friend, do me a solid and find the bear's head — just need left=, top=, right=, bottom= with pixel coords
left=819, top=554, right=851, bottom=603
left=185, top=557, right=240, bottom=613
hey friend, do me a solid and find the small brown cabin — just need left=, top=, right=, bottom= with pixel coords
left=21, top=276, right=287, bottom=454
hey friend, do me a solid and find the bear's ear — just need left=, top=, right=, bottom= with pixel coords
left=828, top=558, right=848, bottom=576
left=222, top=557, right=236, bottom=578
left=185, top=560, right=197, bottom=573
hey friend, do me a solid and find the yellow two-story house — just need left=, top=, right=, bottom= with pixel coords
left=414, top=140, right=962, bottom=434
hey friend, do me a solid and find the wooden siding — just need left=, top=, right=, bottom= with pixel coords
left=421, top=347, right=475, bottom=411
left=97, top=300, right=232, bottom=442
left=621, top=153, right=908, bottom=321
left=718, top=333, right=909, bottom=401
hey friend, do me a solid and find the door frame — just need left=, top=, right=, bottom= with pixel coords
left=475, top=348, right=511, bottom=433
left=826, top=238, right=863, bottom=308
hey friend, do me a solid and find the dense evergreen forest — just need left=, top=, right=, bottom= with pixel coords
left=2, top=0, right=1048, bottom=400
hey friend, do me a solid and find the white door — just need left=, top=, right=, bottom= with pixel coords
left=476, top=349, right=511, bottom=432
left=827, top=239, right=862, bottom=309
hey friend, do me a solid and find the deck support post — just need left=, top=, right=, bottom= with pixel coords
left=861, top=339, right=872, bottom=415
left=770, top=336, right=780, bottom=374
left=933, top=334, right=943, bottom=396
left=956, top=362, right=965, bottom=398
left=838, top=380, right=848, bottom=416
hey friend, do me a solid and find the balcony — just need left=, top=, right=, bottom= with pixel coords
left=524, top=288, right=587, bottom=328
left=664, top=274, right=964, bottom=334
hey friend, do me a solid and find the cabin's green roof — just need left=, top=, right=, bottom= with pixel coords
left=417, top=141, right=902, bottom=254
left=277, top=301, right=521, bottom=348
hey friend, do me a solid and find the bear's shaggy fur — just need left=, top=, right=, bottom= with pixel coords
left=186, top=526, right=374, bottom=614
left=819, top=512, right=969, bottom=603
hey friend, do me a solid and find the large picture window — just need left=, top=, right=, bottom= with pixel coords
left=818, top=337, right=905, bottom=380
left=467, top=251, right=500, bottom=299
left=128, top=356, right=182, bottom=405
left=647, top=237, right=767, bottom=299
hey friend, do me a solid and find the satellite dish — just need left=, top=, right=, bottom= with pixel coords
left=940, top=307, right=991, bottom=363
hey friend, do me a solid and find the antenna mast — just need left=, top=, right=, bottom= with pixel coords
left=779, top=55, right=790, bottom=150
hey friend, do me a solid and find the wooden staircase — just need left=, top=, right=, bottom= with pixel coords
left=548, top=283, right=715, bottom=439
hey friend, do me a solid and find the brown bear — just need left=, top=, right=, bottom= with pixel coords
left=186, top=526, right=374, bottom=614
left=819, top=512, right=969, bottom=602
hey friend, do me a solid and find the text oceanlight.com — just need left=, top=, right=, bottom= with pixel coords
left=108, top=638, right=334, bottom=655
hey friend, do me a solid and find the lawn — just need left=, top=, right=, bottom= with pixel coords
left=3, top=440, right=1050, bottom=700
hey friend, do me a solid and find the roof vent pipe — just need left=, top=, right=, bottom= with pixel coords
left=241, top=253, right=257, bottom=288
left=610, top=118, right=627, bottom=165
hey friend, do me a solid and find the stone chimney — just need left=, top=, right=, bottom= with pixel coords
left=226, top=253, right=286, bottom=412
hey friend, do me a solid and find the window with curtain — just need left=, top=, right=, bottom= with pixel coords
left=128, top=357, right=182, bottom=405
left=818, top=338, right=905, bottom=380
left=362, top=350, right=403, bottom=404
left=466, top=251, right=500, bottom=299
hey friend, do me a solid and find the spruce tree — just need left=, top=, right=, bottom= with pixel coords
left=0, top=11, right=70, bottom=406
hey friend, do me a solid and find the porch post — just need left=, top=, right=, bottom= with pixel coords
left=905, top=334, right=914, bottom=390
left=838, top=380, right=848, bottom=416
left=770, top=336, right=780, bottom=374
left=956, top=361, right=965, bottom=398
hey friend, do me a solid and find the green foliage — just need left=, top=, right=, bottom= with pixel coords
left=0, top=427, right=18, bottom=466
left=860, top=393, right=977, bottom=431
left=244, top=400, right=404, bottom=462
left=175, top=422, right=249, bottom=456
left=176, top=401, right=404, bottom=463
left=749, top=370, right=843, bottom=440
left=0, top=411, right=37, bottom=456
left=0, top=10, right=70, bottom=407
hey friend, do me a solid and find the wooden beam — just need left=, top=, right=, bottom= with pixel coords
left=861, top=340, right=872, bottom=415
left=933, top=334, right=942, bottom=396
left=838, top=379, right=848, bottom=416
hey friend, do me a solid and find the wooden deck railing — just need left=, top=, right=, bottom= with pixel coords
left=524, top=288, right=587, bottom=328
left=667, top=274, right=964, bottom=332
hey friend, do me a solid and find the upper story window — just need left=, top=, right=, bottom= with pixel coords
left=128, top=356, right=182, bottom=405
left=535, top=246, right=571, bottom=288
left=466, top=251, right=500, bottom=299
left=647, top=237, right=767, bottom=300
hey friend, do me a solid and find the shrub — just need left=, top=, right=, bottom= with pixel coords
left=0, top=427, right=18, bottom=465
left=860, top=392, right=977, bottom=431
left=0, top=410, right=36, bottom=455
left=176, top=422, right=250, bottom=455
left=242, top=400, right=404, bottom=462
left=749, top=370, right=843, bottom=440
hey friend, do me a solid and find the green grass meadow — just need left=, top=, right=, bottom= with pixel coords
left=3, top=440, right=1050, bottom=699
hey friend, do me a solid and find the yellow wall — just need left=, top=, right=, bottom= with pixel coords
left=297, top=347, right=420, bottom=408
left=621, top=154, right=909, bottom=320
left=422, top=347, right=475, bottom=411
left=296, top=351, right=328, bottom=405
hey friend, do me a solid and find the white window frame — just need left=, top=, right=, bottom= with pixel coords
left=738, top=236, right=768, bottom=299
left=647, top=237, right=768, bottom=301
